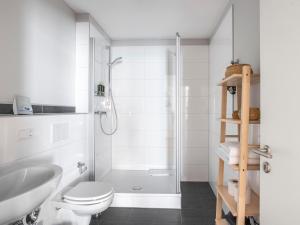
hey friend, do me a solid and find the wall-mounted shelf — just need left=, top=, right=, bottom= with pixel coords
left=218, top=74, right=260, bottom=86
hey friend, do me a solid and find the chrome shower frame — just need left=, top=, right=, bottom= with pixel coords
left=176, top=33, right=182, bottom=194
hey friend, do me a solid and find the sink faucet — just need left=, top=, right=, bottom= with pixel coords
left=77, top=162, right=88, bottom=174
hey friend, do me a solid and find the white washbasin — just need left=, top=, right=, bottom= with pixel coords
left=0, top=164, right=62, bottom=224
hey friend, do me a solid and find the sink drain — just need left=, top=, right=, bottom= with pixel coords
left=132, top=186, right=143, bottom=191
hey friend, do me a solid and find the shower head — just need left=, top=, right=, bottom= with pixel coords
left=109, top=57, right=122, bottom=66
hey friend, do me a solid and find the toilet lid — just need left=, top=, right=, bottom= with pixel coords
left=63, top=182, right=114, bottom=201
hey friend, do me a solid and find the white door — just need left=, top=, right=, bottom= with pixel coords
left=260, top=0, right=300, bottom=224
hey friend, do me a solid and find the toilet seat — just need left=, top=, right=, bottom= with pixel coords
left=63, top=182, right=114, bottom=204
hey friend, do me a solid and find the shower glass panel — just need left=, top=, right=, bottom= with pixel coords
left=92, top=34, right=182, bottom=207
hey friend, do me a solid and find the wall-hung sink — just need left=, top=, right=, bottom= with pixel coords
left=0, top=164, right=62, bottom=224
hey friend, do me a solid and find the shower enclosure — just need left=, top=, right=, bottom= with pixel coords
left=92, top=34, right=182, bottom=208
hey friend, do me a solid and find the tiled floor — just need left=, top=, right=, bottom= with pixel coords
left=90, top=182, right=216, bottom=225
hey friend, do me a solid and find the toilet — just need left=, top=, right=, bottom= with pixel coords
left=53, top=181, right=114, bottom=225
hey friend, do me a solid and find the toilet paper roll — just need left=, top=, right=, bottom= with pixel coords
left=228, top=179, right=238, bottom=196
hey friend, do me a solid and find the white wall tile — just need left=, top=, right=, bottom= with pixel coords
left=112, top=80, right=145, bottom=97
left=145, top=78, right=175, bottom=97
left=118, top=115, right=145, bottom=130
left=144, top=131, right=174, bottom=148
left=112, top=61, right=145, bottom=80
left=182, top=147, right=208, bottom=165
left=114, top=97, right=144, bottom=115
left=144, top=46, right=175, bottom=62
left=144, top=97, right=175, bottom=115
left=182, top=97, right=209, bottom=114
left=181, top=165, right=209, bottom=181
left=183, top=114, right=208, bottom=131
left=183, top=61, right=209, bottom=79
left=111, top=45, right=209, bottom=181
left=112, top=130, right=145, bottom=147
left=145, top=61, right=175, bottom=79
left=112, top=147, right=146, bottom=170
left=146, top=147, right=175, bottom=169
left=183, top=130, right=208, bottom=147
left=182, top=46, right=209, bottom=60
left=182, top=79, right=208, bottom=97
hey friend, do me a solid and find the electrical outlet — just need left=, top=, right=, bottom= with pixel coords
left=18, top=128, right=33, bottom=140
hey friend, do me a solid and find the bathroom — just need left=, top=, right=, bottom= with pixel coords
left=0, top=0, right=299, bottom=225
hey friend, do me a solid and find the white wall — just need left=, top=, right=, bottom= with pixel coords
left=111, top=44, right=209, bottom=181
left=181, top=46, right=209, bottom=181
left=0, top=0, right=76, bottom=106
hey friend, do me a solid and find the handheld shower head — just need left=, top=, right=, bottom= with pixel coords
left=109, top=57, right=123, bottom=66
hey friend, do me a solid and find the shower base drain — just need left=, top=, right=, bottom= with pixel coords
left=132, top=186, right=143, bottom=191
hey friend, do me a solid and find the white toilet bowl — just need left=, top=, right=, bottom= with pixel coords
left=53, top=181, right=114, bottom=225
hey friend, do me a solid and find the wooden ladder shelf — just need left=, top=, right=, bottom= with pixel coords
left=215, top=65, right=260, bottom=225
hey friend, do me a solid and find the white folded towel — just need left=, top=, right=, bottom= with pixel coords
left=220, top=142, right=259, bottom=159
left=216, top=142, right=260, bottom=165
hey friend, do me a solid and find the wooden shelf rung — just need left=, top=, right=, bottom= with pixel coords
left=220, top=118, right=260, bottom=124
left=218, top=74, right=243, bottom=86
left=218, top=74, right=260, bottom=86
left=231, top=164, right=260, bottom=171
left=217, top=185, right=260, bottom=217
left=225, top=134, right=239, bottom=138
left=215, top=219, right=229, bottom=225
left=221, top=118, right=241, bottom=124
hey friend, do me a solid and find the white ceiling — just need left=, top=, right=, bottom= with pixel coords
left=64, top=0, right=229, bottom=40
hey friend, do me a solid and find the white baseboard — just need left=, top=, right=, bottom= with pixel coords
left=110, top=193, right=181, bottom=209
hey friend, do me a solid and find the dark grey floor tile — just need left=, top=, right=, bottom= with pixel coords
left=100, top=207, right=131, bottom=222
left=127, top=208, right=159, bottom=223
left=182, top=196, right=216, bottom=210
left=181, top=208, right=215, bottom=220
left=181, top=182, right=215, bottom=198
left=154, top=209, right=181, bottom=223
left=153, top=222, right=182, bottom=225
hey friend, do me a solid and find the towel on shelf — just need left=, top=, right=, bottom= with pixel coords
left=216, top=142, right=260, bottom=165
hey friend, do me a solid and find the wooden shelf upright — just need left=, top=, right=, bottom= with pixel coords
left=215, top=65, right=260, bottom=225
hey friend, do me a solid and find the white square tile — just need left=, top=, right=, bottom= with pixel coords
left=183, top=61, right=209, bottom=79
left=114, top=97, right=144, bottom=115
left=144, top=97, right=175, bottom=115
left=182, top=130, right=208, bottom=147
left=112, top=61, right=145, bottom=80
left=182, top=147, right=208, bottom=165
left=145, top=78, right=175, bottom=97
left=182, top=79, right=209, bottom=97
left=182, top=114, right=208, bottom=131
left=182, top=97, right=209, bottom=114
left=112, top=80, right=145, bottom=97
left=182, top=46, right=209, bottom=60
left=181, top=165, right=208, bottom=181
